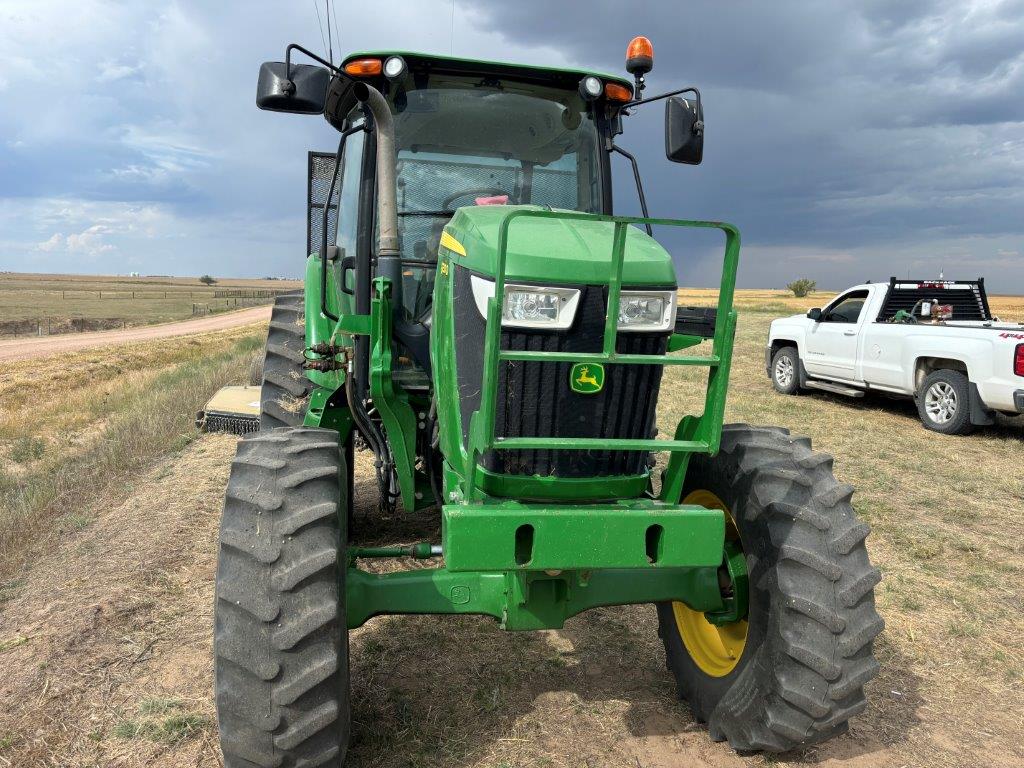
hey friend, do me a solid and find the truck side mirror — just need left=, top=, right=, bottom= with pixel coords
left=665, top=95, right=704, bottom=164
left=807, top=308, right=822, bottom=321
left=257, top=61, right=329, bottom=114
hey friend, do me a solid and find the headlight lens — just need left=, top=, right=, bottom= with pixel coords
left=617, top=290, right=676, bottom=332
left=470, top=276, right=581, bottom=329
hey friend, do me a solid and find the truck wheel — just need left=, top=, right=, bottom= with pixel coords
left=916, top=370, right=974, bottom=435
left=770, top=347, right=800, bottom=395
left=656, top=424, right=883, bottom=752
left=215, top=427, right=350, bottom=768
left=261, top=292, right=313, bottom=430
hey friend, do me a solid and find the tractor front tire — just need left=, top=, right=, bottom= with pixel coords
left=657, top=424, right=883, bottom=752
left=261, top=292, right=313, bottom=430
left=215, top=427, right=350, bottom=768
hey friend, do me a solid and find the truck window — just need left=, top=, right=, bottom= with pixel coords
left=822, top=290, right=869, bottom=324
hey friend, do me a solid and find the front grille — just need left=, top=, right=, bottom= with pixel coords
left=454, top=266, right=668, bottom=479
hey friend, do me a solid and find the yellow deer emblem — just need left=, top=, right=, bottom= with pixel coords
left=570, top=363, right=604, bottom=393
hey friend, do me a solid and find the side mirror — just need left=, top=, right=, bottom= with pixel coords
left=665, top=95, right=704, bottom=164
left=257, top=61, right=329, bottom=114
left=807, top=308, right=823, bottom=321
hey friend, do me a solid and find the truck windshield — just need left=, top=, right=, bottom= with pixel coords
left=387, top=77, right=603, bottom=319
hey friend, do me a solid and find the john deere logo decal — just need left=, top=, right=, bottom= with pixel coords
left=570, top=363, right=604, bottom=394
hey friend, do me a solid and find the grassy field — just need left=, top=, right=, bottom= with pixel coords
left=0, top=299, right=1022, bottom=767
left=0, top=272, right=302, bottom=334
left=0, top=323, right=266, bottom=577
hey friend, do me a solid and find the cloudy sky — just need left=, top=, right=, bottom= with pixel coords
left=1, top=0, right=1022, bottom=290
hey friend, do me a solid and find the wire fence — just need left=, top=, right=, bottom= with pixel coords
left=16, top=288, right=295, bottom=301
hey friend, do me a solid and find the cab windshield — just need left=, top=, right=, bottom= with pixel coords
left=388, top=76, right=604, bottom=318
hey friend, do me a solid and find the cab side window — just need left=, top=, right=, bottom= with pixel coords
left=822, top=290, right=868, bottom=324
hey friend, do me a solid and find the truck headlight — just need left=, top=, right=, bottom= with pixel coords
left=617, top=290, right=676, bottom=332
left=470, top=276, right=581, bottom=330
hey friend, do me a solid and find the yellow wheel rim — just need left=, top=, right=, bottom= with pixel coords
left=672, top=489, right=748, bottom=677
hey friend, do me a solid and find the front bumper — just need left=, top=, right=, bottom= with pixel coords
left=442, top=499, right=724, bottom=572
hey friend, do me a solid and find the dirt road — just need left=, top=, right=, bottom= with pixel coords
left=0, top=306, right=271, bottom=363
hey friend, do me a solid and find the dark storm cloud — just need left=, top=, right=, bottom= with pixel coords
left=470, top=0, right=1024, bottom=289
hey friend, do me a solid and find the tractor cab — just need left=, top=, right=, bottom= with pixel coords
left=312, top=53, right=665, bottom=379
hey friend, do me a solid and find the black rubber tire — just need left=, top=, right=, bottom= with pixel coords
left=657, top=424, right=883, bottom=752
left=916, top=369, right=975, bottom=436
left=770, top=347, right=801, bottom=395
left=260, top=293, right=313, bottom=430
left=215, top=427, right=349, bottom=768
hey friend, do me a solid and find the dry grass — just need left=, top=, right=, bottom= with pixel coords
left=0, top=324, right=266, bottom=579
left=1, top=306, right=1023, bottom=768
left=0, top=272, right=301, bottom=329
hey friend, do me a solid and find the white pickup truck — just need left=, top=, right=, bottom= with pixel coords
left=766, top=278, right=1024, bottom=434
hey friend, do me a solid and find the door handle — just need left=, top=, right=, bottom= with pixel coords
left=843, top=330, right=856, bottom=336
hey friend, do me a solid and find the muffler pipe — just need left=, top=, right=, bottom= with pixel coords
left=353, top=82, right=402, bottom=317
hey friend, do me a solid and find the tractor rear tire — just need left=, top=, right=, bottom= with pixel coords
left=214, top=427, right=349, bottom=768
left=657, top=424, right=883, bottom=753
left=260, top=292, right=313, bottom=430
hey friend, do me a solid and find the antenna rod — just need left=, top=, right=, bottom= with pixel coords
left=326, top=0, right=333, bottom=65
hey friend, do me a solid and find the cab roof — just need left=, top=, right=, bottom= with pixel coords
left=342, top=50, right=634, bottom=92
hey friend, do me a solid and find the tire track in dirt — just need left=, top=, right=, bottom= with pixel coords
left=0, top=306, right=272, bottom=363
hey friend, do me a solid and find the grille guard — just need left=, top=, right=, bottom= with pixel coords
left=465, top=209, right=740, bottom=502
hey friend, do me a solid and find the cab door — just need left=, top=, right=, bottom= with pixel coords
left=804, top=290, right=869, bottom=380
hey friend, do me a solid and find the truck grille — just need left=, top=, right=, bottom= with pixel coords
left=453, top=266, right=668, bottom=479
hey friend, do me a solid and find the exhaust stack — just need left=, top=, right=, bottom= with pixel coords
left=352, top=82, right=402, bottom=315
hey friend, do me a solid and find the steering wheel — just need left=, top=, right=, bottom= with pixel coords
left=442, top=187, right=513, bottom=209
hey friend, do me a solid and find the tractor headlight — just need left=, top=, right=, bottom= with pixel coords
left=616, top=290, right=676, bottom=332
left=470, top=276, right=581, bottom=330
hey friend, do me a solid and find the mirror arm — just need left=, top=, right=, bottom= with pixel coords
left=285, top=42, right=352, bottom=82
left=622, top=86, right=703, bottom=135
left=609, top=143, right=652, bottom=236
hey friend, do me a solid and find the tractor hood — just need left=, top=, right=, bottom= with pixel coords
left=440, top=205, right=677, bottom=287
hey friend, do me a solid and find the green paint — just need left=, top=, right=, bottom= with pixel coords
left=345, top=564, right=725, bottom=631
left=441, top=499, right=724, bottom=572
left=440, top=205, right=678, bottom=286
left=368, top=277, right=419, bottom=513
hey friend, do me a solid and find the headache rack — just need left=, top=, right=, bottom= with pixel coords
left=878, top=277, right=992, bottom=322
left=465, top=209, right=740, bottom=502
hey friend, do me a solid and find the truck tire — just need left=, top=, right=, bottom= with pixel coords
left=215, top=427, right=350, bottom=768
left=770, top=347, right=800, bottom=395
left=916, top=369, right=974, bottom=435
left=656, top=424, right=883, bottom=752
left=261, top=293, right=313, bottom=430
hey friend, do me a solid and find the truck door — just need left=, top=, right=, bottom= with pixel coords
left=804, top=290, right=869, bottom=380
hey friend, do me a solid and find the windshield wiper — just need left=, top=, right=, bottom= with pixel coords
left=397, top=210, right=456, bottom=217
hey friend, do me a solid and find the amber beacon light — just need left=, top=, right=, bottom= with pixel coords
left=626, top=36, right=654, bottom=77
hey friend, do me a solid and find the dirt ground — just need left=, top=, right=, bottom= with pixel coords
left=0, top=306, right=271, bottom=363
left=1, top=431, right=1017, bottom=768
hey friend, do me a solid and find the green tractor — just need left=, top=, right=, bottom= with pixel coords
left=214, top=37, right=883, bottom=765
